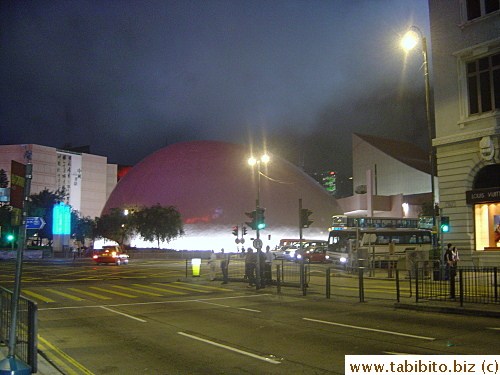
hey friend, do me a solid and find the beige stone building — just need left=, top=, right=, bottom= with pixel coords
left=0, top=144, right=117, bottom=220
left=429, top=0, right=500, bottom=265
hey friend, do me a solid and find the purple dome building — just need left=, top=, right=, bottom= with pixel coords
left=103, top=141, right=342, bottom=250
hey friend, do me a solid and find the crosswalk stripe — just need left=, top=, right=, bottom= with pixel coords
left=110, top=285, right=163, bottom=296
left=22, top=290, right=56, bottom=303
left=153, top=283, right=210, bottom=293
left=89, top=286, right=137, bottom=298
left=132, top=284, right=186, bottom=295
left=68, top=288, right=112, bottom=299
left=45, top=289, right=85, bottom=301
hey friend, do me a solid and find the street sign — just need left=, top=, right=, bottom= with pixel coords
left=253, top=238, right=263, bottom=249
left=26, top=217, right=45, bottom=230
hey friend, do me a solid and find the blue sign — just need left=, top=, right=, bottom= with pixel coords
left=26, top=217, right=46, bottom=230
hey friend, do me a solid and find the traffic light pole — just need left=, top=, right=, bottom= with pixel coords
left=0, top=157, right=33, bottom=374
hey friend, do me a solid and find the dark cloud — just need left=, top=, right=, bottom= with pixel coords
left=1, top=0, right=431, bottom=177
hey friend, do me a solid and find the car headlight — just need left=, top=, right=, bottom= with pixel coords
left=340, top=256, right=347, bottom=263
left=296, top=254, right=302, bottom=259
left=325, top=255, right=330, bottom=260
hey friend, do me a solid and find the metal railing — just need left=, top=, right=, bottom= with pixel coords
left=413, top=266, right=499, bottom=305
left=0, top=285, right=38, bottom=373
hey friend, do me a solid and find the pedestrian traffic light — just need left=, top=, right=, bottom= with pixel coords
left=232, top=226, right=238, bottom=236
left=242, top=226, right=247, bottom=236
left=256, top=208, right=265, bottom=230
left=300, top=208, right=314, bottom=228
left=441, top=216, right=450, bottom=232
left=6, top=234, right=14, bottom=242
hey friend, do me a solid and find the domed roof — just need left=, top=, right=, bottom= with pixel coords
left=103, top=141, right=342, bottom=250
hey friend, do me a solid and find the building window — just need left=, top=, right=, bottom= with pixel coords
left=466, top=0, right=500, bottom=21
left=466, top=52, right=500, bottom=115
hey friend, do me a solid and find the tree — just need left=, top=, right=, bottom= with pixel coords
left=71, top=210, right=96, bottom=245
left=94, top=206, right=135, bottom=249
left=26, top=188, right=66, bottom=243
left=0, top=169, right=8, bottom=188
left=133, top=204, right=184, bottom=248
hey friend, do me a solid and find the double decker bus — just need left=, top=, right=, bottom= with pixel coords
left=327, top=215, right=432, bottom=268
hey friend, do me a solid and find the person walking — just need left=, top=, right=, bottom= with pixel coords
left=208, top=250, right=217, bottom=281
left=220, top=249, right=230, bottom=284
left=444, top=244, right=458, bottom=297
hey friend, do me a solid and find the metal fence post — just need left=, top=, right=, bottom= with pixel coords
left=358, top=267, right=364, bottom=302
left=276, top=265, right=281, bottom=294
left=459, top=268, right=464, bottom=306
left=494, top=267, right=498, bottom=303
left=396, top=269, right=400, bottom=303
left=326, top=267, right=331, bottom=299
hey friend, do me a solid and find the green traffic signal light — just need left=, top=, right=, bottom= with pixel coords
left=441, top=216, right=450, bottom=232
left=7, top=234, right=14, bottom=241
left=256, top=208, right=265, bottom=229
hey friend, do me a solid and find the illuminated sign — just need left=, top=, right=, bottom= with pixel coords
left=53, top=202, right=71, bottom=235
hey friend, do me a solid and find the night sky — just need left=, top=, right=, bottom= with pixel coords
left=1, top=0, right=431, bottom=180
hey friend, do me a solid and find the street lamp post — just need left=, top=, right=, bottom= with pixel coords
left=402, top=26, right=437, bottom=249
left=248, top=154, right=269, bottom=289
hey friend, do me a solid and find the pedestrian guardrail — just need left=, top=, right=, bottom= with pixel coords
left=413, top=266, right=498, bottom=306
left=0, top=285, right=38, bottom=373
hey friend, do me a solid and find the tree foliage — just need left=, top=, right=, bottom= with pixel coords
left=0, top=169, right=8, bottom=188
left=26, top=188, right=66, bottom=242
left=94, top=206, right=134, bottom=248
left=132, top=204, right=184, bottom=248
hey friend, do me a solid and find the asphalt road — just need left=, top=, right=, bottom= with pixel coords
left=1, top=259, right=498, bottom=375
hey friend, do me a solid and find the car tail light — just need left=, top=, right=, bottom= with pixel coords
left=93, top=255, right=98, bottom=259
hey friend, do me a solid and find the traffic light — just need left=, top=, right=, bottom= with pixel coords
left=300, top=208, right=314, bottom=228
left=6, top=234, right=14, bottom=242
left=256, top=208, right=265, bottom=230
left=441, top=216, right=450, bottom=232
left=232, top=226, right=238, bottom=236
left=245, top=210, right=257, bottom=230
left=242, top=226, right=247, bottom=236
left=246, top=208, right=266, bottom=230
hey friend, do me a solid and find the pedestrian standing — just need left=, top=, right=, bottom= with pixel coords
left=220, top=249, right=230, bottom=284
left=208, top=250, right=217, bottom=281
left=245, top=248, right=257, bottom=286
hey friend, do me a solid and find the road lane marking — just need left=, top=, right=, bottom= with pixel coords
left=45, top=289, right=85, bottom=301
left=68, top=288, right=112, bottom=299
left=100, top=306, right=147, bottom=322
left=302, top=318, right=436, bottom=341
left=173, top=281, right=232, bottom=291
left=197, top=301, right=232, bottom=307
left=153, top=282, right=211, bottom=293
left=89, top=286, right=137, bottom=298
left=177, top=332, right=281, bottom=364
left=238, top=308, right=261, bottom=312
left=109, top=285, right=163, bottom=296
left=38, top=335, right=95, bottom=375
left=487, top=327, right=500, bottom=330
left=22, top=290, right=56, bottom=303
left=384, top=352, right=419, bottom=355
left=37, top=294, right=267, bottom=310
left=132, top=283, right=187, bottom=295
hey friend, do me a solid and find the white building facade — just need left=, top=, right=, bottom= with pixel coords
left=0, top=144, right=117, bottom=220
left=429, top=0, right=500, bottom=264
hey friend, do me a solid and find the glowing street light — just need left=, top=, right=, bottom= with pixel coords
left=402, top=25, right=437, bottom=249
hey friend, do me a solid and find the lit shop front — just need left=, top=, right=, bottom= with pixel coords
left=466, top=184, right=500, bottom=251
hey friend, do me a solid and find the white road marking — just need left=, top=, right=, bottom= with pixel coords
left=177, top=332, right=281, bottom=364
left=303, top=318, right=436, bottom=341
left=99, top=306, right=147, bottom=322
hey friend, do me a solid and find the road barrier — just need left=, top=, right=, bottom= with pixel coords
left=0, top=286, right=38, bottom=373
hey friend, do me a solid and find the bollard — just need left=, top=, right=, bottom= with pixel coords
left=191, top=258, right=201, bottom=277
left=276, top=265, right=281, bottom=294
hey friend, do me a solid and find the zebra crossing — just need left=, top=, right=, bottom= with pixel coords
left=21, top=281, right=234, bottom=305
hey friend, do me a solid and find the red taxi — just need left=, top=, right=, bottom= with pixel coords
left=93, top=246, right=129, bottom=265
left=294, top=246, right=331, bottom=263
